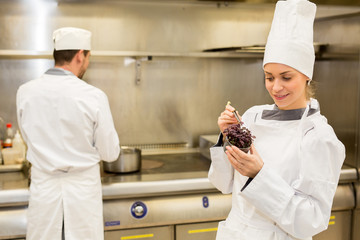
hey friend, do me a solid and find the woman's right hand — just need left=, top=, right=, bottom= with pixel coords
left=218, top=104, right=240, bottom=133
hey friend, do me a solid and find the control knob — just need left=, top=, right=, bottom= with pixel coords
left=131, top=201, right=147, bottom=219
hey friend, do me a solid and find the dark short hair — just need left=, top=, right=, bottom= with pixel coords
left=53, top=50, right=90, bottom=65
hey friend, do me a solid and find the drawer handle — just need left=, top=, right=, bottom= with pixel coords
left=188, top=228, right=218, bottom=234
left=121, top=233, right=154, bottom=240
left=329, top=215, right=336, bottom=225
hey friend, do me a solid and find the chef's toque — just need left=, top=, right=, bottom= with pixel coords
left=53, top=27, right=91, bottom=51
left=263, top=0, right=317, bottom=79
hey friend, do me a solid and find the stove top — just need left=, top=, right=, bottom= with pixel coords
left=101, top=152, right=211, bottom=184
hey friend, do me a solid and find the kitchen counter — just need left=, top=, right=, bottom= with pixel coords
left=0, top=152, right=215, bottom=206
left=0, top=152, right=358, bottom=206
left=0, top=151, right=358, bottom=240
left=101, top=152, right=215, bottom=199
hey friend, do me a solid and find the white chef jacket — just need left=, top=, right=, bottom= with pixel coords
left=16, top=68, right=120, bottom=240
left=17, top=68, right=120, bottom=173
left=208, top=98, right=345, bottom=240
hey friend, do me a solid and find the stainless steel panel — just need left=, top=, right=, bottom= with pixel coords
left=0, top=1, right=275, bottom=51
left=176, top=221, right=219, bottom=240
left=0, top=206, right=26, bottom=239
left=353, top=182, right=360, bottom=240
left=90, top=57, right=269, bottom=147
left=105, top=226, right=174, bottom=240
left=355, top=182, right=360, bottom=208
left=353, top=209, right=360, bottom=240
left=175, top=211, right=354, bottom=240
left=101, top=152, right=215, bottom=199
left=314, top=14, right=360, bottom=169
left=313, top=211, right=352, bottom=240
left=339, top=165, right=358, bottom=183
left=102, top=177, right=215, bottom=199
left=313, top=59, right=359, bottom=167
left=54, top=0, right=360, bottom=7
left=0, top=154, right=355, bottom=208
left=329, top=184, right=355, bottom=211
left=0, top=189, right=29, bottom=207
left=103, top=192, right=231, bottom=230
left=199, top=135, right=219, bottom=159
left=0, top=170, right=29, bottom=206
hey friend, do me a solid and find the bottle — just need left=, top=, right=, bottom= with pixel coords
left=3, top=123, right=14, bottom=148
left=0, top=117, right=5, bottom=148
left=12, top=130, right=27, bottom=163
left=0, top=148, right=2, bottom=165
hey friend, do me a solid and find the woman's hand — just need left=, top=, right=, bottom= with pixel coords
left=225, top=144, right=264, bottom=178
left=218, top=104, right=240, bottom=133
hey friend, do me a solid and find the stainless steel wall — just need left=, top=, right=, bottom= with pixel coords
left=0, top=0, right=275, bottom=147
left=0, top=1, right=359, bottom=167
left=314, top=14, right=360, bottom=167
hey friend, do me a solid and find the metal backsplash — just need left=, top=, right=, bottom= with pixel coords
left=0, top=1, right=359, bottom=167
left=314, top=15, right=360, bottom=168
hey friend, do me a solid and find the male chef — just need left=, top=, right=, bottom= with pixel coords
left=16, top=27, right=120, bottom=240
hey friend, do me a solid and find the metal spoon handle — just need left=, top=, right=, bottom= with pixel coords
left=233, top=110, right=242, bottom=124
left=226, top=101, right=242, bottom=124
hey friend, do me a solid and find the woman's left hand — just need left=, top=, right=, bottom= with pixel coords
left=225, top=144, right=264, bottom=178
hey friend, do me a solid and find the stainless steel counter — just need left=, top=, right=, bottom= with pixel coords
left=0, top=152, right=358, bottom=240
left=0, top=152, right=358, bottom=206
left=101, top=152, right=215, bottom=199
left=0, top=152, right=215, bottom=206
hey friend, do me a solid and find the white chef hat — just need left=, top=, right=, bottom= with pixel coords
left=53, top=27, right=92, bottom=51
left=263, top=0, right=317, bottom=79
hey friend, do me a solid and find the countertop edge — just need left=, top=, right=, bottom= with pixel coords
left=0, top=177, right=215, bottom=206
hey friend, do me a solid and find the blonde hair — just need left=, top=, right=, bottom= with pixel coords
left=306, top=80, right=316, bottom=100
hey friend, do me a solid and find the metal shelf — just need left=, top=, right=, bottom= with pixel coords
left=0, top=44, right=358, bottom=60
left=0, top=49, right=264, bottom=59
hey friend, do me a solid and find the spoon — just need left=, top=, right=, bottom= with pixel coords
left=227, top=101, right=242, bottom=123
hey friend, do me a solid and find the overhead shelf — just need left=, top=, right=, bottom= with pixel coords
left=0, top=50, right=53, bottom=59
left=0, top=49, right=264, bottom=59
left=0, top=44, right=358, bottom=60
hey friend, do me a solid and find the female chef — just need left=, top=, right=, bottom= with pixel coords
left=208, top=0, right=345, bottom=239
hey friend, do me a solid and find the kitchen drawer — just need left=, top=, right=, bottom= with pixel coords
left=175, top=221, right=219, bottom=240
left=105, top=225, right=174, bottom=240
left=313, top=210, right=352, bottom=240
left=353, top=209, right=360, bottom=240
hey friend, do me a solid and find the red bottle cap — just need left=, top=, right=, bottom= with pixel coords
left=6, top=123, right=12, bottom=128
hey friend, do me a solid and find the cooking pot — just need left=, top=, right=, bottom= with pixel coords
left=103, top=146, right=141, bottom=173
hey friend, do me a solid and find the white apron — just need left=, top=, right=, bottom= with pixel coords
left=216, top=106, right=312, bottom=240
left=26, top=164, right=104, bottom=240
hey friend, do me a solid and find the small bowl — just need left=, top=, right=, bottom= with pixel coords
left=223, top=137, right=250, bottom=153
